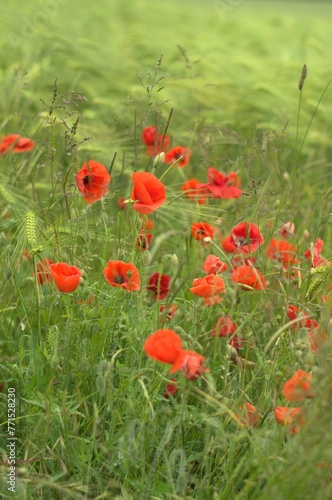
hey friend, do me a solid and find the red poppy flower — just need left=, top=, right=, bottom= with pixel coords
left=103, top=260, right=140, bottom=292
left=203, top=255, right=227, bottom=274
left=236, top=402, right=260, bottom=428
left=212, top=316, right=238, bottom=337
left=231, top=265, right=266, bottom=290
left=0, top=134, right=35, bottom=154
left=304, top=238, right=330, bottom=268
left=279, top=222, right=295, bottom=239
left=170, top=349, right=209, bottom=380
left=221, top=235, right=237, bottom=253
left=142, top=126, right=170, bottom=155
left=130, top=172, right=166, bottom=215
left=164, top=146, right=192, bottom=168
left=199, top=167, right=242, bottom=199
left=182, top=178, right=209, bottom=205
left=76, top=160, right=111, bottom=204
left=282, top=370, right=314, bottom=402
left=274, top=406, right=305, bottom=434
left=190, top=274, right=226, bottom=305
left=147, top=273, right=171, bottom=300
left=50, top=262, right=82, bottom=293
left=143, top=329, right=183, bottom=364
left=230, top=222, right=264, bottom=254
left=191, top=222, right=216, bottom=244
left=286, top=305, right=317, bottom=331
left=159, top=304, right=178, bottom=321
left=164, top=378, right=179, bottom=399
left=266, top=238, right=298, bottom=265
left=36, top=258, right=54, bottom=285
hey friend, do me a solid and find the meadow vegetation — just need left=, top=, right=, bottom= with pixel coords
left=1, top=1, right=332, bottom=498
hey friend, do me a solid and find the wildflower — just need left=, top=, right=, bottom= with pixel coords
left=143, top=329, right=183, bottom=364
left=76, top=160, right=111, bottom=204
left=182, top=178, right=209, bottom=205
left=282, top=370, right=314, bottom=402
left=199, top=167, right=242, bottom=199
left=203, top=255, right=227, bottom=274
left=144, top=330, right=208, bottom=380
left=191, top=222, right=216, bottom=244
left=230, top=222, right=264, bottom=254
left=274, top=406, right=305, bottom=434
left=286, top=305, right=318, bottom=331
left=147, top=273, right=171, bottom=300
left=50, top=262, right=82, bottom=293
left=142, top=126, right=170, bottom=155
left=0, top=134, right=35, bottom=154
left=36, top=258, right=54, bottom=285
left=159, top=304, right=178, bottom=321
left=304, top=238, right=330, bottom=268
left=279, top=221, right=295, bottom=239
left=190, top=274, right=226, bottom=305
left=221, top=235, right=237, bottom=253
left=130, top=171, right=166, bottom=214
left=164, top=146, right=192, bottom=168
left=236, top=402, right=260, bottom=428
left=164, top=378, right=179, bottom=399
left=212, top=316, right=238, bottom=337
left=231, top=265, right=266, bottom=290
left=170, top=349, right=209, bottom=380
left=266, top=238, right=298, bottom=265
left=103, top=260, right=140, bottom=292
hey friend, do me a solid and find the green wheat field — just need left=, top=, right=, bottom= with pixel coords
left=1, top=0, right=332, bottom=498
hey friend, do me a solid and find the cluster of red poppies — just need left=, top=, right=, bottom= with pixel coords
left=7, top=124, right=330, bottom=436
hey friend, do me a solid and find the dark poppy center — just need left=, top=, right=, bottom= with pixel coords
left=83, top=175, right=92, bottom=187
left=114, top=274, right=126, bottom=284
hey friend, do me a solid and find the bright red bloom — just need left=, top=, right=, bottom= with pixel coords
left=36, top=258, right=54, bottom=285
left=231, top=265, right=266, bottom=290
left=274, top=406, right=305, bottom=434
left=164, top=378, right=179, bottom=399
left=142, top=126, right=171, bottom=155
left=147, top=273, right=171, bottom=300
left=266, top=238, right=298, bottom=265
left=212, top=316, right=238, bottom=337
left=190, top=274, right=226, bottom=305
left=279, top=222, right=295, bottom=239
left=286, top=305, right=317, bottom=331
left=170, top=349, right=209, bottom=380
left=0, top=134, right=35, bottom=154
left=164, top=146, right=192, bottom=168
left=230, top=222, right=264, bottom=254
left=236, top=402, right=260, bottom=428
left=304, top=238, right=330, bottom=268
left=203, top=255, right=227, bottom=274
left=103, top=260, right=140, bottom=292
left=76, top=160, right=111, bottom=204
left=191, top=222, right=216, bottom=244
left=282, top=370, right=314, bottom=402
left=182, top=178, right=209, bottom=205
left=144, top=329, right=183, bottom=364
left=221, top=235, right=237, bottom=253
left=199, top=167, right=242, bottom=199
left=50, top=262, right=82, bottom=293
left=131, top=172, right=166, bottom=215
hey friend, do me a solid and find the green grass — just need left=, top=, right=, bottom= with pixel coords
left=1, top=1, right=332, bottom=499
